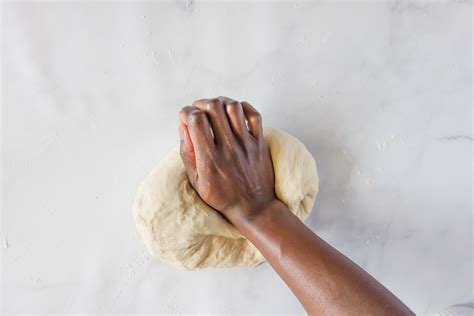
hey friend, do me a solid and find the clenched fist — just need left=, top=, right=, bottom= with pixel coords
left=179, top=97, right=276, bottom=226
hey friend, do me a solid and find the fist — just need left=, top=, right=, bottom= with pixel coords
left=179, top=97, right=276, bottom=225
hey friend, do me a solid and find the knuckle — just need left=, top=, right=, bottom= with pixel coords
left=227, top=100, right=240, bottom=109
left=192, top=99, right=207, bottom=108
left=206, top=98, right=222, bottom=112
left=218, top=96, right=235, bottom=103
left=249, top=112, right=262, bottom=122
left=187, top=111, right=204, bottom=125
left=225, top=101, right=240, bottom=114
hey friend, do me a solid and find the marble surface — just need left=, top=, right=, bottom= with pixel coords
left=2, top=1, right=472, bottom=314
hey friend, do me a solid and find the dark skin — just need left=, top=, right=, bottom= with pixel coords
left=179, top=97, right=414, bottom=316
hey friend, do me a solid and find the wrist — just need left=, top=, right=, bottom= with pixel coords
left=226, top=199, right=290, bottom=233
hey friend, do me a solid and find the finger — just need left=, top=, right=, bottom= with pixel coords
left=224, top=100, right=249, bottom=144
left=179, top=106, right=215, bottom=161
left=215, top=96, right=249, bottom=142
left=241, top=101, right=263, bottom=140
left=192, top=98, right=235, bottom=147
left=179, top=122, right=198, bottom=187
left=217, top=96, right=237, bottom=104
left=178, top=112, right=195, bottom=152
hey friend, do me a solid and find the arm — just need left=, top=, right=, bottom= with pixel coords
left=178, top=97, right=413, bottom=315
left=236, top=200, right=412, bottom=315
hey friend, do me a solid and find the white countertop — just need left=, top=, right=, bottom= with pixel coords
left=2, top=1, right=472, bottom=314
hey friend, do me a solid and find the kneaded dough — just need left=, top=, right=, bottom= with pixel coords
left=133, top=127, right=319, bottom=270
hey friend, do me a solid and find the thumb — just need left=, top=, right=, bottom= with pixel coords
left=179, top=122, right=198, bottom=188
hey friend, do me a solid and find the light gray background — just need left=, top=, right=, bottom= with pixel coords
left=2, top=0, right=472, bottom=314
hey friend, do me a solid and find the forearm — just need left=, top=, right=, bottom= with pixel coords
left=234, top=200, right=413, bottom=315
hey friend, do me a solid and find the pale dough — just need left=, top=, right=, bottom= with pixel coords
left=133, top=127, right=319, bottom=270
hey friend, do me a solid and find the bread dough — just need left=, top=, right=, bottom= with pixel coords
left=133, top=127, right=319, bottom=270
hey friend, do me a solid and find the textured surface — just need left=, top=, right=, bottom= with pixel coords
left=2, top=1, right=472, bottom=314
left=133, top=127, right=318, bottom=270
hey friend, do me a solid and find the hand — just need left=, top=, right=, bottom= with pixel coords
left=179, top=97, right=276, bottom=225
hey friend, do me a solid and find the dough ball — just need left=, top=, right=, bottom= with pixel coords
left=133, top=127, right=319, bottom=270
